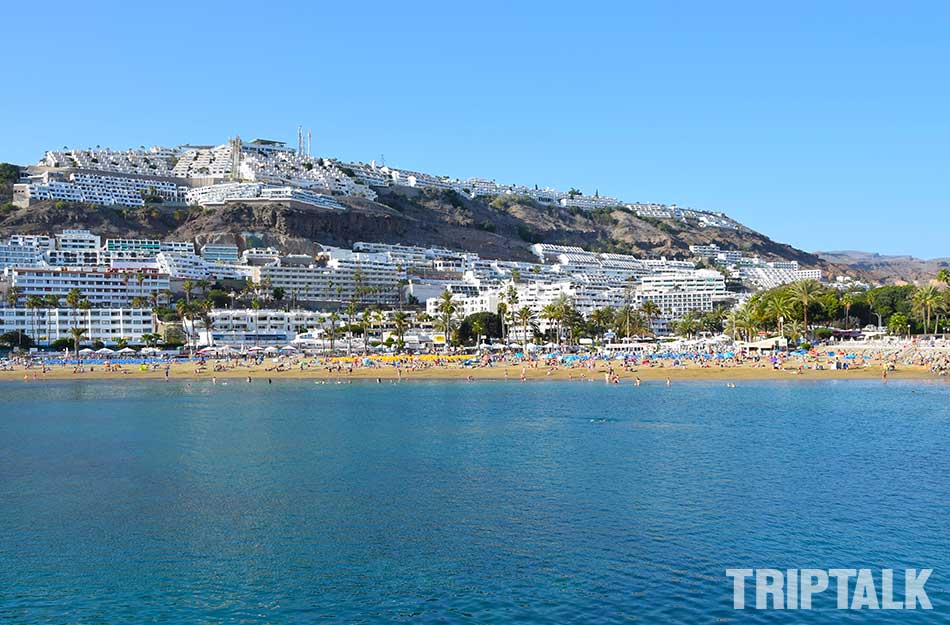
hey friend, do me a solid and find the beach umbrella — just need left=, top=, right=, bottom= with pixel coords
left=79, top=348, right=95, bottom=354
left=117, top=347, right=136, bottom=354
left=279, top=345, right=298, bottom=352
left=247, top=346, right=264, bottom=352
left=96, top=347, right=115, bottom=355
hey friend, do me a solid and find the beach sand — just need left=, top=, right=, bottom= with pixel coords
left=0, top=361, right=939, bottom=382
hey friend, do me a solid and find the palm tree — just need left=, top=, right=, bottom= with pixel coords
left=614, top=305, right=637, bottom=338
left=182, top=280, right=195, bottom=305
left=763, top=291, right=795, bottom=335
left=345, top=302, right=357, bottom=355
left=176, top=299, right=195, bottom=352
left=69, top=327, right=87, bottom=359
left=841, top=293, right=855, bottom=329
left=65, top=287, right=81, bottom=316
left=393, top=311, right=409, bottom=351
left=639, top=300, right=661, bottom=335
left=496, top=302, right=509, bottom=342
left=25, top=295, right=43, bottom=344
left=788, top=280, right=824, bottom=337
left=675, top=311, right=702, bottom=339
left=78, top=299, right=92, bottom=346
left=44, top=294, right=59, bottom=346
left=196, top=300, right=214, bottom=347
left=470, top=318, right=486, bottom=346
left=541, top=303, right=560, bottom=342
left=435, top=291, right=457, bottom=352
left=326, top=312, right=340, bottom=352
left=913, top=286, right=941, bottom=335
left=5, top=286, right=21, bottom=308
left=515, top=306, right=535, bottom=345
left=503, top=285, right=519, bottom=339
left=360, top=309, right=373, bottom=355
left=589, top=306, right=615, bottom=338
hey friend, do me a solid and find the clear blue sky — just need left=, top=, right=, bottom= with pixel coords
left=3, top=1, right=948, bottom=257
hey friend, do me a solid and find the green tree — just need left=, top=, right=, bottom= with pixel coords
left=639, top=300, right=661, bottom=335
left=69, top=327, right=87, bottom=359
left=516, top=306, right=536, bottom=346
left=888, top=312, right=910, bottom=336
left=788, top=280, right=824, bottom=336
left=435, top=291, right=457, bottom=352
left=912, top=285, right=941, bottom=335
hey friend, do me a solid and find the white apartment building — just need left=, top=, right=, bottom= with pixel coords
left=251, top=258, right=404, bottom=305
left=426, top=290, right=501, bottom=320
left=201, top=243, right=240, bottom=263
left=56, top=229, right=100, bottom=251
left=530, top=243, right=587, bottom=263
left=183, top=309, right=330, bottom=347
left=46, top=249, right=105, bottom=267
left=155, top=253, right=251, bottom=281
left=104, top=238, right=195, bottom=256
left=740, top=267, right=823, bottom=290
left=635, top=270, right=728, bottom=318
left=689, top=243, right=722, bottom=257
left=558, top=194, right=622, bottom=210
left=0, top=244, right=46, bottom=270
left=8, top=234, right=54, bottom=250
left=258, top=187, right=347, bottom=210
left=185, top=182, right=351, bottom=210
left=0, top=307, right=155, bottom=346
left=5, top=267, right=170, bottom=307
left=14, top=173, right=184, bottom=208
left=42, top=148, right=176, bottom=177
left=172, top=144, right=236, bottom=179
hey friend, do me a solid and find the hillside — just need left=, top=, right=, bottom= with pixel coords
left=0, top=183, right=836, bottom=271
left=818, top=250, right=949, bottom=285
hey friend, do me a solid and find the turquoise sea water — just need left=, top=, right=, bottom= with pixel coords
left=1, top=379, right=948, bottom=623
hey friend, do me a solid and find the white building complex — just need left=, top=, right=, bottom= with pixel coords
left=4, top=267, right=170, bottom=307
left=0, top=307, right=155, bottom=346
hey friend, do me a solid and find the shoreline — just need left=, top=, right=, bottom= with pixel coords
left=0, top=363, right=942, bottom=382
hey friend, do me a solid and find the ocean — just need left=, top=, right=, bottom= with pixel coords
left=1, top=379, right=947, bottom=623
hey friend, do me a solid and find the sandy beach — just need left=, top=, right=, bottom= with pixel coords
left=0, top=360, right=940, bottom=382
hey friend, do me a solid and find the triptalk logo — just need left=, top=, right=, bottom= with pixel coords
left=726, top=568, right=933, bottom=610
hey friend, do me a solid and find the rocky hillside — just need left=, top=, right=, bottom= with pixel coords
left=0, top=182, right=837, bottom=271
left=818, top=250, right=949, bottom=285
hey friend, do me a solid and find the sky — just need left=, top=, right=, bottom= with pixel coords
left=2, top=1, right=948, bottom=257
